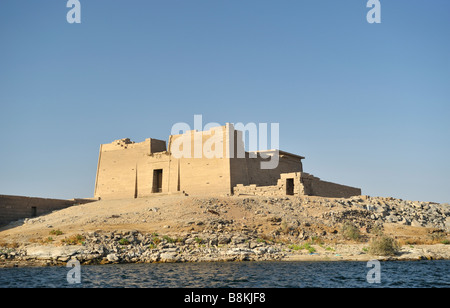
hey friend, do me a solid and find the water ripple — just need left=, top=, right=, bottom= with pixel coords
left=0, top=260, right=449, bottom=288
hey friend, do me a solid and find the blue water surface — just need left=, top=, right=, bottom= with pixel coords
left=0, top=260, right=449, bottom=288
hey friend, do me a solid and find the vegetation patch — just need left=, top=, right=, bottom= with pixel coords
left=162, top=235, right=175, bottom=243
left=429, top=231, right=449, bottom=244
left=368, top=236, right=399, bottom=256
left=49, top=229, right=63, bottom=236
left=61, top=234, right=85, bottom=245
left=118, top=238, right=130, bottom=245
left=152, top=236, right=161, bottom=245
left=288, top=242, right=316, bottom=253
left=340, top=222, right=362, bottom=242
left=41, top=237, right=54, bottom=244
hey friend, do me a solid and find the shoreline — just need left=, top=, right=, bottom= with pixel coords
left=1, top=231, right=449, bottom=268
left=2, top=250, right=449, bottom=269
left=2, top=256, right=450, bottom=269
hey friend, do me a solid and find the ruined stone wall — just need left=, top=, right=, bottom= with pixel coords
left=299, top=173, right=361, bottom=198
left=243, top=153, right=302, bottom=188
left=233, top=184, right=284, bottom=196
left=0, top=195, right=79, bottom=227
left=233, top=172, right=361, bottom=198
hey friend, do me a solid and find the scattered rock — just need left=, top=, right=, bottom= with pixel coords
left=1, top=194, right=449, bottom=267
left=106, top=253, right=119, bottom=262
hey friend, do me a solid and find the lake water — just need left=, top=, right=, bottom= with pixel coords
left=0, top=260, right=449, bottom=288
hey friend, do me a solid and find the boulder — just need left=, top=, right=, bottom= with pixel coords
left=160, top=252, right=180, bottom=262
left=26, top=245, right=86, bottom=259
left=106, top=253, right=119, bottom=262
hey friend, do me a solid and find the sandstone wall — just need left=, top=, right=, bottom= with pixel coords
left=94, top=138, right=172, bottom=199
left=242, top=152, right=303, bottom=188
left=233, top=172, right=361, bottom=198
left=0, top=195, right=88, bottom=227
left=96, top=126, right=235, bottom=199
left=233, top=184, right=284, bottom=196
left=299, top=173, right=362, bottom=198
left=168, top=125, right=232, bottom=195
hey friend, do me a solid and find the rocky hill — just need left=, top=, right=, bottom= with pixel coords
left=0, top=194, right=449, bottom=267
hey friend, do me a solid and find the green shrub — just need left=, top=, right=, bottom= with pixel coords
left=288, top=244, right=302, bottom=251
left=368, top=236, right=399, bottom=256
left=49, top=229, right=63, bottom=236
left=162, top=235, right=175, bottom=243
left=118, top=238, right=130, bottom=245
left=152, top=236, right=161, bottom=245
left=288, top=242, right=317, bottom=253
left=341, top=222, right=362, bottom=241
left=301, top=242, right=316, bottom=253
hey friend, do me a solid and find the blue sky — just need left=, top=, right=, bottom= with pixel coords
left=0, top=1, right=449, bottom=202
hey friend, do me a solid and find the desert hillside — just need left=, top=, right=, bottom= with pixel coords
left=2, top=194, right=449, bottom=242
left=1, top=194, right=449, bottom=266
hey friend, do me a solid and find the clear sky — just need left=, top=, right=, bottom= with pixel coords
left=0, top=1, right=449, bottom=203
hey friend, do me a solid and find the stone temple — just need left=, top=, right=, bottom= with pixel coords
left=94, top=124, right=361, bottom=200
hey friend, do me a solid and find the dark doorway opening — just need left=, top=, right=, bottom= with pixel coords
left=31, top=206, right=37, bottom=217
left=153, top=169, right=163, bottom=193
left=286, top=178, right=294, bottom=195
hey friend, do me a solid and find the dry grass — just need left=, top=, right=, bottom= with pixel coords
left=368, top=236, right=400, bottom=256
left=0, top=241, right=20, bottom=249
left=340, top=222, right=362, bottom=242
left=61, top=234, right=85, bottom=245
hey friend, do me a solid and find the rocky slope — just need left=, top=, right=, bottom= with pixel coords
left=0, top=194, right=449, bottom=267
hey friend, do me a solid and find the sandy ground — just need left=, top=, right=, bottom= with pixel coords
left=1, top=194, right=448, bottom=263
left=1, top=194, right=255, bottom=243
